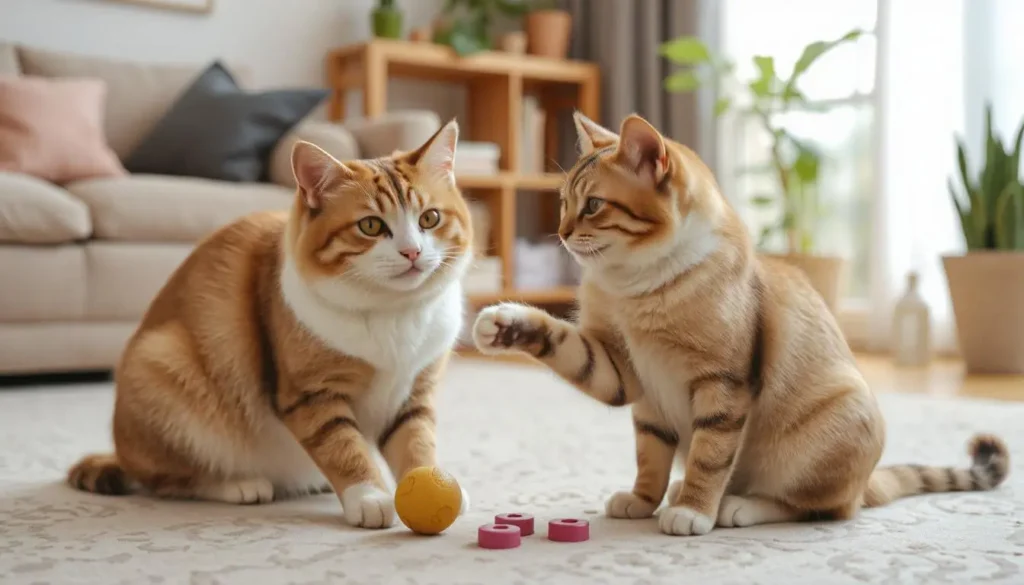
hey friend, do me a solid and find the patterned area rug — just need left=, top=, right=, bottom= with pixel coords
left=1, top=359, right=1022, bottom=585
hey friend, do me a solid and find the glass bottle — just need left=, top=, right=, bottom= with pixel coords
left=891, top=271, right=931, bottom=366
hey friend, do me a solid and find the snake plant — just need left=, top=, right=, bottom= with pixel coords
left=950, top=104, right=1024, bottom=250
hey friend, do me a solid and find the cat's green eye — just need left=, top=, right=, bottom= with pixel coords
left=584, top=197, right=604, bottom=215
left=358, top=216, right=387, bottom=237
left=419, top=209, right=441, bottom=229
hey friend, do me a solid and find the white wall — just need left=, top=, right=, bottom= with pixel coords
left=0, top=0, right=463, bottom=119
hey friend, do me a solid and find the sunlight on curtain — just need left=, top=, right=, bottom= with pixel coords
left=869, top=0, right=964, bottom=354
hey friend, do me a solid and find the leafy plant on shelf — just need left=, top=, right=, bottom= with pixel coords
left=435, top=0, right=556, bottom=56
left=950, top=104, right=1024, bottom=251
left=659, top=30, right=863, bottom=255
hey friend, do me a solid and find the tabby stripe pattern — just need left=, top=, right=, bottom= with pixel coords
left=634, top=420, right=679, bottom=446
left=302, top=416, right=359, bottom=450
left=378, top=405, right=434, bottom=449
left=279, top=389, right=354, bottom=417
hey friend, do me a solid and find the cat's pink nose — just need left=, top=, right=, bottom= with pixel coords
left=399, top=248, right=420, bottom=262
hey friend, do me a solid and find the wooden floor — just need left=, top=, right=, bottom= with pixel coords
left=854, top=354, right=1024, bottom=402
left=456, top=351, right=1024, bottom=402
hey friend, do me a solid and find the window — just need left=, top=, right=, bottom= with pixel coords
left=715, top=0, right=880, bottom=304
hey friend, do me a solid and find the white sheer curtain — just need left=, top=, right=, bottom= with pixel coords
left=869, top=0, right=1024, bottom=354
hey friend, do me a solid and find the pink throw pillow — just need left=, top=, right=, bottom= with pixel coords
left=0, top=76, right=126, bottom=184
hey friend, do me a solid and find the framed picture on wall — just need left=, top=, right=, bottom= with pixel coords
left=102, top=0, right=214, bottom=14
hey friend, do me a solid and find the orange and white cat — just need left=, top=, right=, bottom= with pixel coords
left=68, top=120, right=473, bottom=529
left=473, top=112, right=1010, bottom=536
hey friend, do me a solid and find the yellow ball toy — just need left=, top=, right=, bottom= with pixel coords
left=394, top=466, right=463, bottom=535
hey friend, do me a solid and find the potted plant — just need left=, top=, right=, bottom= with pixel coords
left=943, top=104, right=1024, bottom=373
left=524, top=1, right=571, bottom=59
left=372, top=0, right=403, bottom=39
left=658, top=30, right=863, bottom=312
left=433, top=0, right=566, bottom=58
left=433, top=0, right=524, bottom=56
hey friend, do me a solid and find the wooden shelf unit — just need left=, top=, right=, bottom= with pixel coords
left=325, top=39, right=600, bottom=308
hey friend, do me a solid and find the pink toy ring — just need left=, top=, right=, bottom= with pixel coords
left=548, top=518, right=589, bottom=542
left=478, top=523, right=521, bottom=549
left=494, top=513, right=535, bottom=536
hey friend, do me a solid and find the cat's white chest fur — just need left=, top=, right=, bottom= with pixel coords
left=280, top=260, right=464, bottom=438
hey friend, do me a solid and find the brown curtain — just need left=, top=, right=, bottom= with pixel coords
left=557, top=0, right=715, bottom=169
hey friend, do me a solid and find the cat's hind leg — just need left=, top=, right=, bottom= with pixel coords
left=715, top=495, right=801, bottom=528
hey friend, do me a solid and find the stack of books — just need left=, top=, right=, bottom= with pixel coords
left=454, top=141, right=500, bottom=176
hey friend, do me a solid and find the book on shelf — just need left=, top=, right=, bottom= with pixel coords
left=519, top=96, right=546, bottom=174
left=454, top=141, right=500, bottom=176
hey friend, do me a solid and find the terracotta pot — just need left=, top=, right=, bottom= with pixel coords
left=761, top=253, right=845, bottom=314
left=409, top=26, right=432, bottom=43
left=525, top=10, right=572, bottom=59
left=942, top=251, right=1024, bottom=374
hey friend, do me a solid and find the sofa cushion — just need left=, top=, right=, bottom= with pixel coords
left=0, top=172, right=92, bottom=244
left=17, top=46, right=252, bottom=161
left=86, top=242, right=192, bottom=320
left=64, top=174, right=291, bottom=242
left=0, top=245, right=87, bottom=321
left=0, top=42, right=19, bottom=76
left=0, top=76, right=127, bottom=184
left=124, top=61, right=328, bottom=183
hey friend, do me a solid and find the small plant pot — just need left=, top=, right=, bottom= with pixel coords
left=409, top=25, right=432, bottom=43
left=372, top=6, right=403, bottom=39
left=526, top=9, right=572, bottom=59
left=761, top=253, right=845, bottom=314
left=942, top=251, right=1024, bottom=374
left=500, top=31, right=527, bottom=54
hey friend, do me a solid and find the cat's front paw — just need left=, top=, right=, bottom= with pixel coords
left=472, top=303, right=551, bottom=357
left=606, top=490, right=658, bottom=519
left=459, top=487, right=471, bottom=515
left=341, top=483, right=395, bottom=529
left=658, top=505, right=715, bottom=536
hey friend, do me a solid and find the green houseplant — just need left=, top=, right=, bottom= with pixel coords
left=433, top=0, right=527, bottom=56
left=658, top=29, right=862, bottom=312
left=942, top=104, right=1024, bottom=373
left=372, top=0, right=404, bottom=39
left=433, top=0, right=559, bottom=57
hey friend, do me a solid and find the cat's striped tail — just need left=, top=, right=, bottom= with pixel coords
left=863, top=434, right=1009, bottom=507
left=67, top=453, right=132, bottom=496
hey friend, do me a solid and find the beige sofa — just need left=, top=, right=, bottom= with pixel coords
left=0, top=43, right=442, bottom=375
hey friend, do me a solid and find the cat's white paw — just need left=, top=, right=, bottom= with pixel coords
left=341, top=483, right=395, bottom=529
left=199, top=477, right=275, bottom=504
left=606, top=491, right=658, bottom=519
left=716, top=495, right=794, bottom=528
left=472, top=303, right=539, bottom=355
left=459, top=487, right=471, bottom=515
left=659, top=505, right=715, bottom=536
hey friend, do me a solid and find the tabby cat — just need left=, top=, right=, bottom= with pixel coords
left=68, top=120, right=472, bottom=529
left=472, top=112, right=1009, bottom=536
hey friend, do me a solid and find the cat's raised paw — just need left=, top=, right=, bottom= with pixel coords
left=472, top=303, right=548, bottom=355
left=459, top=487, right=471, bottom=515
left=659, top=505, right=714, bottom=536
left=606, top=490, right=658, bottom=519
left=341, top=483, right=395, bottom=529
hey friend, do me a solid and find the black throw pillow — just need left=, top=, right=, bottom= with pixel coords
left=125, top=61, right=328, bottom=182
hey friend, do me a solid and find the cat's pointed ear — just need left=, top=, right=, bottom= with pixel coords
left=405, top=118, right=458, bottom=181
left=573, top=111, right=618, bottom=156
left=291, top=140, right=353, bottom=210
left=614, top=114, right=669, bottom=187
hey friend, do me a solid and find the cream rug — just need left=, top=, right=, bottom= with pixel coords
left=1, top=359, right=1022, bottom=585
